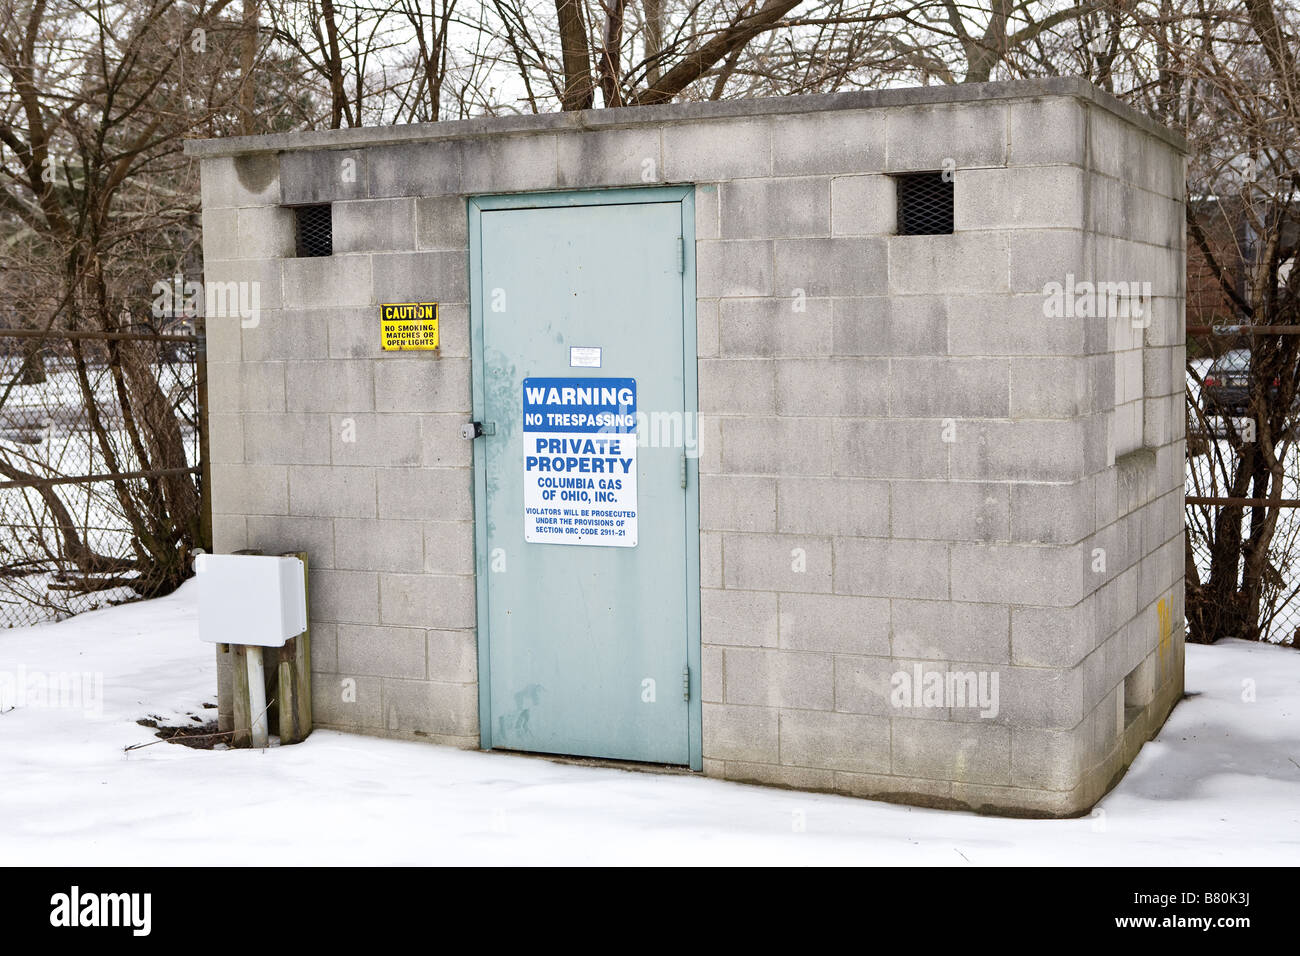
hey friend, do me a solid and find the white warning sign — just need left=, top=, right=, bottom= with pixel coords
left=522, top=377, right=637, bottom=547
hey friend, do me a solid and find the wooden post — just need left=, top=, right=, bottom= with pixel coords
left=276, top=551, right=312, bottom=744
left=227, top=549, right=311, bottom=747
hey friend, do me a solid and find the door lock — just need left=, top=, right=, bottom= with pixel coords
left=459, top=421, right=495, bottom=439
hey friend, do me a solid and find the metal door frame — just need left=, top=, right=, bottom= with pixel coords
left=467, top=186, right=702, bottom=770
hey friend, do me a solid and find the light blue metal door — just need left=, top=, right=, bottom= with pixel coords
left=469, top=189, right=701, bottom=768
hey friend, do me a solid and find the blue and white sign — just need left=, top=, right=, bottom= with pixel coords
left=522, top=377, right=638, bottom=547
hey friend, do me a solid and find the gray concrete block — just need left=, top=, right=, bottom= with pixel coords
left=889, top=357, right=1010, bottom=418
left=376, top=466, right=472, bottom=520
left=421, top=414, right=473, bottom=467
left=720, top=417, right=832, bottom=475
left=832, top=296, right=948, bottom=356
left=892, top=599, right=1010, bottom=663
left=367, top=140, right=461, bottom=197
left=460, top=133, right=558, bottom=193
left=424, top=520, right=474, bottom=575
left=373, top=357, right=470, bottom=413
left=698, top=358, right=775, bottom=414
left=949, top=420, right=1094, bottom=482
left=889, top=233, right=1010, bottom=295
left=288, top=465, right=376, bottom=518
left=724, top=648, right=834, bottom=710
left=380, top=677, right=478, bottom=737
left=331, top=413, right=422, bottom=467
left=242, top=309, right=330, bottom=362
left=246, top=514, right=336, bottom=569
left=1008, top=97, right=1086, bottom=165
left=332, top=198, right=417, bottom=253
left=415, top=196, right=469, bottom=251
left=334, top=517, right=424, bottom=572
left=778, top=592, right=890, bottom=655
left=718, top=296, right=833, bottom=357
left=831, top=174, right=896, bottom=235
left=776, top=477, right=888, bottom=537
left=427, top=629, right=478, bottom=683
left=699, top=474, right=777, bottom=532
left=1010, top=724, right=1087, bottom=791
left=774, top=237, right=887, bottom=296
left=311, top=622, right=338, bottom=673
left=310, top=568, right=380, bottom=624
left=720, top=177, right=830, bottom=239
left=212, top=514, right=247, bottom=553
left=950, top=663, right=1085, bottom=729
left=1010, top=479, right=1095, bottom=545
left=779, top=710, right=890, bottom=773
left=695, top=183, right=720, bottom=239
left=892, top=480, right=1009, bottom=542
left=832, top=418, right=949, bottom=480
left=312, top=673, right=382, bottom=730
left=201, top=154, right=280, bottom=208
left=885, top=102, right=1007, bottom=172
left=337, top=623, right=427, bottom=678
left=371, top=250, right=466, bottom=303
left=1007, top=229, right=1088, bottom=293
left=950, top=542, right=1085, bottom=607
left=696, top=240, right=774, bottom=297
left=282, top=254, right=372, bottom=309
left=279, top=148, right=367, bottom=204
left=204, top=256, right=283, bottom=313
left=834, top=655, right=950, bottom=719
left=1011, top=600, right=1096, bottom=668
left=207, top=360, right=285, bottom=414
left=955, top=166, right=1085, bottom=230
left=776, top=359, right=890, bottom=416
left=834, top=538, right=950, bottom=599
left=722, top=532, right=833, bottom=593
left=947, top=294, right=1087, bottom=356
left=558, top=127, right=662, bottom=188
left=379, top=572, right=476, bottom=629
left=664, top=118, right=771, bottom=181
left=891, top=717, right=1010, bottom=784
left=210, top=463, right=288, bottom=516
left=702, top=588, right=779, bottom=647
left=285, top=360, right=374, bottom=414
left=1009, top=356, right=1090, bottom=418
left=208, top=412, right=243, bottom=465
left=702, top=702, right=779, bottom=763
left=203, top=205, right=296, bottom=260
left=772, top=109, right=885, bottom=176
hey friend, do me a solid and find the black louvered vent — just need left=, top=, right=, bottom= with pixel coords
left=294, top=204, right=333, bottom=257
left=896, top=172, right=954, bottom=236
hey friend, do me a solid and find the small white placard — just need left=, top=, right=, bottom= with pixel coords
left=569, top=346, right=602, bottom=368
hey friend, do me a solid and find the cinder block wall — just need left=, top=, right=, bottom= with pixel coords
left=192, top=77, right=1186, bottom=816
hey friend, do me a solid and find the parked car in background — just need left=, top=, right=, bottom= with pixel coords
left=1202, top=348, right=1282, bottom=416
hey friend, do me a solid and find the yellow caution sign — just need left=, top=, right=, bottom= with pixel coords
left=380, top=302, right=439, bottom=350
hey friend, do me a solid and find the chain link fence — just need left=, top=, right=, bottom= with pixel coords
left=1186, top=328, right=1300, bottom=645
left=0, top=328, right=201, bottom=627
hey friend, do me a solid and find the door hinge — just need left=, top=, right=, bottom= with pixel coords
left=680, top=450, right=687, bottom=489
left=676, top=236, right=685, bottom=274
left=682, top=665, right=691, bottom=701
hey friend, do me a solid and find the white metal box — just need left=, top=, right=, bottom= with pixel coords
left=196, top=553, right=307, bottom=647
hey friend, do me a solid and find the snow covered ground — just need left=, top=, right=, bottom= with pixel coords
left=1, top=582, right=1297, bottom=865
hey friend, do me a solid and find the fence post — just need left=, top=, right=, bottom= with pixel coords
left=276, top=551, right=312, bottom=744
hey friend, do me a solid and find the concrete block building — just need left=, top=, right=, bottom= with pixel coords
left=187, top=76, right=1187, bottom=816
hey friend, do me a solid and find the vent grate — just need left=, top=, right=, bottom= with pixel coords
left=896, top=172, right=954, bottom=236
left=294, top=204, right=333, bottom=257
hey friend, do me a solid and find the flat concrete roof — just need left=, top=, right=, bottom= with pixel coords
left=185, top=76, right=1187, bottom=159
